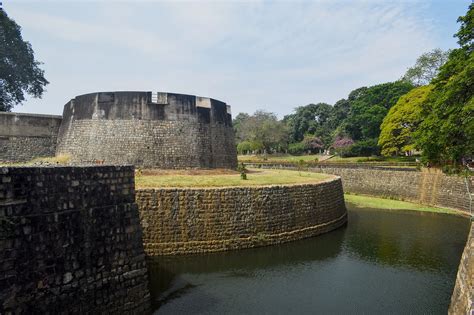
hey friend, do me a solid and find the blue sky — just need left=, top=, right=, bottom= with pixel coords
left=4, top=0, right=471, bottom=117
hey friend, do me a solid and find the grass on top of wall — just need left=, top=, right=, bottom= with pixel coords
left=0, top=155, right=71, bottom=166
left=135, top=168, right=332, bottom=188
left=344, top=193, right=464, bottom=216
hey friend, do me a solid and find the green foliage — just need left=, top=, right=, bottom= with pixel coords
left=302, top=135, right=324, bottom=153
left=343, top=81, right=414, bottom=141
left=288, top=142, right=305, bottom=155
left=415, top=5, right=474, bottom=165
left=379, top=85, right=433, bottom=156
left=296, top=159, right=308, bottom=175
left=339, top=139, right=380, bottom=157
left=236, top=162, right=247, bottom=173
left=0, top=8, right=49, bottom=111
left=284, top=103, right=333, bottom=145
left=402, top=49, right=450, bottom=86
left=233, top=110, right=288, bottom=153
left=455, top=3, right=473, bottom=51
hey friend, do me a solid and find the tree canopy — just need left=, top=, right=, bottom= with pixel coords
left=0, top=8, right=48, bottom=111
left=402, top=49, right=450, bottom=86
left=342, top=81, right=414, bottom=141
left=415, top=4, right=473, bottom=165
left=378, top=85, right=433, bottom=156
left=233, top=110, right=288, bottom=154
left=283, top=103, right=333, bottom=144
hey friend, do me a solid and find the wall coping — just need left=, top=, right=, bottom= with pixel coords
left=0, top=111, right=62, bottom=119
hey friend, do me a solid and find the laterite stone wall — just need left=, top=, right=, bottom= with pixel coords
left=0, top=166, right=150, bottom=314
left=449, top=222, right=473, bottom=314
left=136, top=176, right=347, bottom=255
left=245, top=164, right=473, bottom=213
left=56, top=91, right=237, bottom=169
left=0, top=112, right=62, bottom=162
left=313, top=166, right=473, bottom=213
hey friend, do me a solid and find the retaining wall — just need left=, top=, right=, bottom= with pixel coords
left=0, top=112, right=62, bottom=162
left=136, top=176, right=347, bottom=255
left=56, top=91, right=237, bottom=169
left=449, top=222, right=473, bottom=314
left=245, top=163, right=473, bottom=213
left=0, top=166, right=150, bottom=314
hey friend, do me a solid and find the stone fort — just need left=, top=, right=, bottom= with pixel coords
left=0, top=91, right=237, bottom=169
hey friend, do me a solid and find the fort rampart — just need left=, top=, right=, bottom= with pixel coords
left=56, top=91, right=237, bottom=169
left=136, top=176, right=347, bottom=255
left=0, top=166, right=150, bottom=314
left=245, top=163, right=473, bottom=213
left=0, top=112, right=62, bottom=162
left=449, top=222, right=473, bottom=314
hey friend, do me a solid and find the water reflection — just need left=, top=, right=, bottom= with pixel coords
left=148, top=205, right=470, bottom=314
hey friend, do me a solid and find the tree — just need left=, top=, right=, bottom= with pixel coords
left=342, top=81, right=414, bottom=141
left=302, top=135, right=324, bottom=154
left=402, top=49, right=450, bottom=86
left=284, top=103, right=333, bottom=145
left=233, top=113, right=250, bottom=143
left=233, top=110, right=289, bottom=153
left=0, top=8, right=49, bottom=111
left=415, top=4, right=474, bottom=165
left=378, top=85, right=433, bottom=156
left=331, top=136, right=354, bottom=156
left=455, top=3, right=474, bottom=51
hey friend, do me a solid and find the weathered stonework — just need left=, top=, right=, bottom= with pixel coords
left=0, top=112, right=62, bottom=162
left=136, top=176, right=347, bottom=255
left=56, top=91, right=237, bottom=169
left=245, top=163, right=474, bottom=213
left=0, top=166, right=150, bottom=314
left=449, top=222, right=473, bottom=315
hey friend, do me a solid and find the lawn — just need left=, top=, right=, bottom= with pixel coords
left=135, top=168, right=332, bottom=188
left=344, top=193, right=463, bottom=216
left=238, top=154, right=324, bottom=163
left=325, top=155, right=417, bottom=164
left=237, top=154, right=418, bottom=165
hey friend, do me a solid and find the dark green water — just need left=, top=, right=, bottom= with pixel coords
left=148, top=205, right=470, bottom=314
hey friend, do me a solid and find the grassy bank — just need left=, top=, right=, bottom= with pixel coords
left=237, top=154, right=417, bottom=166
left=135, top=168, right=332, bottom=188
left=344, top=193, right=464, bottom=216
left=238, top=154, right=323, bottom=163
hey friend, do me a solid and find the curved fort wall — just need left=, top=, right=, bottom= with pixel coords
left=0, top=112, right=62, bottom=162
left=56, top=91, right=237, bottom=169
left=245, top=163, right=474, bottom=213
left=136, top=176, right=347, bottom=255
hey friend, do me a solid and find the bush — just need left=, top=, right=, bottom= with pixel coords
left=288, top=142, right=305, bottom=155
left=340, top=139, right=380, bottom=157
left=237, top=141, right=252, bottom=154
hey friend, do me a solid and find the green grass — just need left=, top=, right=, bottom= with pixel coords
left=344, top=193, right=464, bottom=216
left=238, top=154, right=323, bottom=163
left=135, top=168, right=332, bottom=188
left=324, top=155, right=417, bottom=164
left=237, top=154, right=418, bottom=165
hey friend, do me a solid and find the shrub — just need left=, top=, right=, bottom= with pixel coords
left=288, top=142, right=305, bottom=155
left=340, top=139, right=380, bottom=157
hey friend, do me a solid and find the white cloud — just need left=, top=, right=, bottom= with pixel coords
left=5, top=0, right=443, bottom=117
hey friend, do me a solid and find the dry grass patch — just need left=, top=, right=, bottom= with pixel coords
left=135, top=168, right=332, bottom=188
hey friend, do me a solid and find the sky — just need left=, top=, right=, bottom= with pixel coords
left=3, top=0, right=471, bottom=118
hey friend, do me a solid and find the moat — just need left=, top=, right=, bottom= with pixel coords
left=148, top=204, right=470, bottom=314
